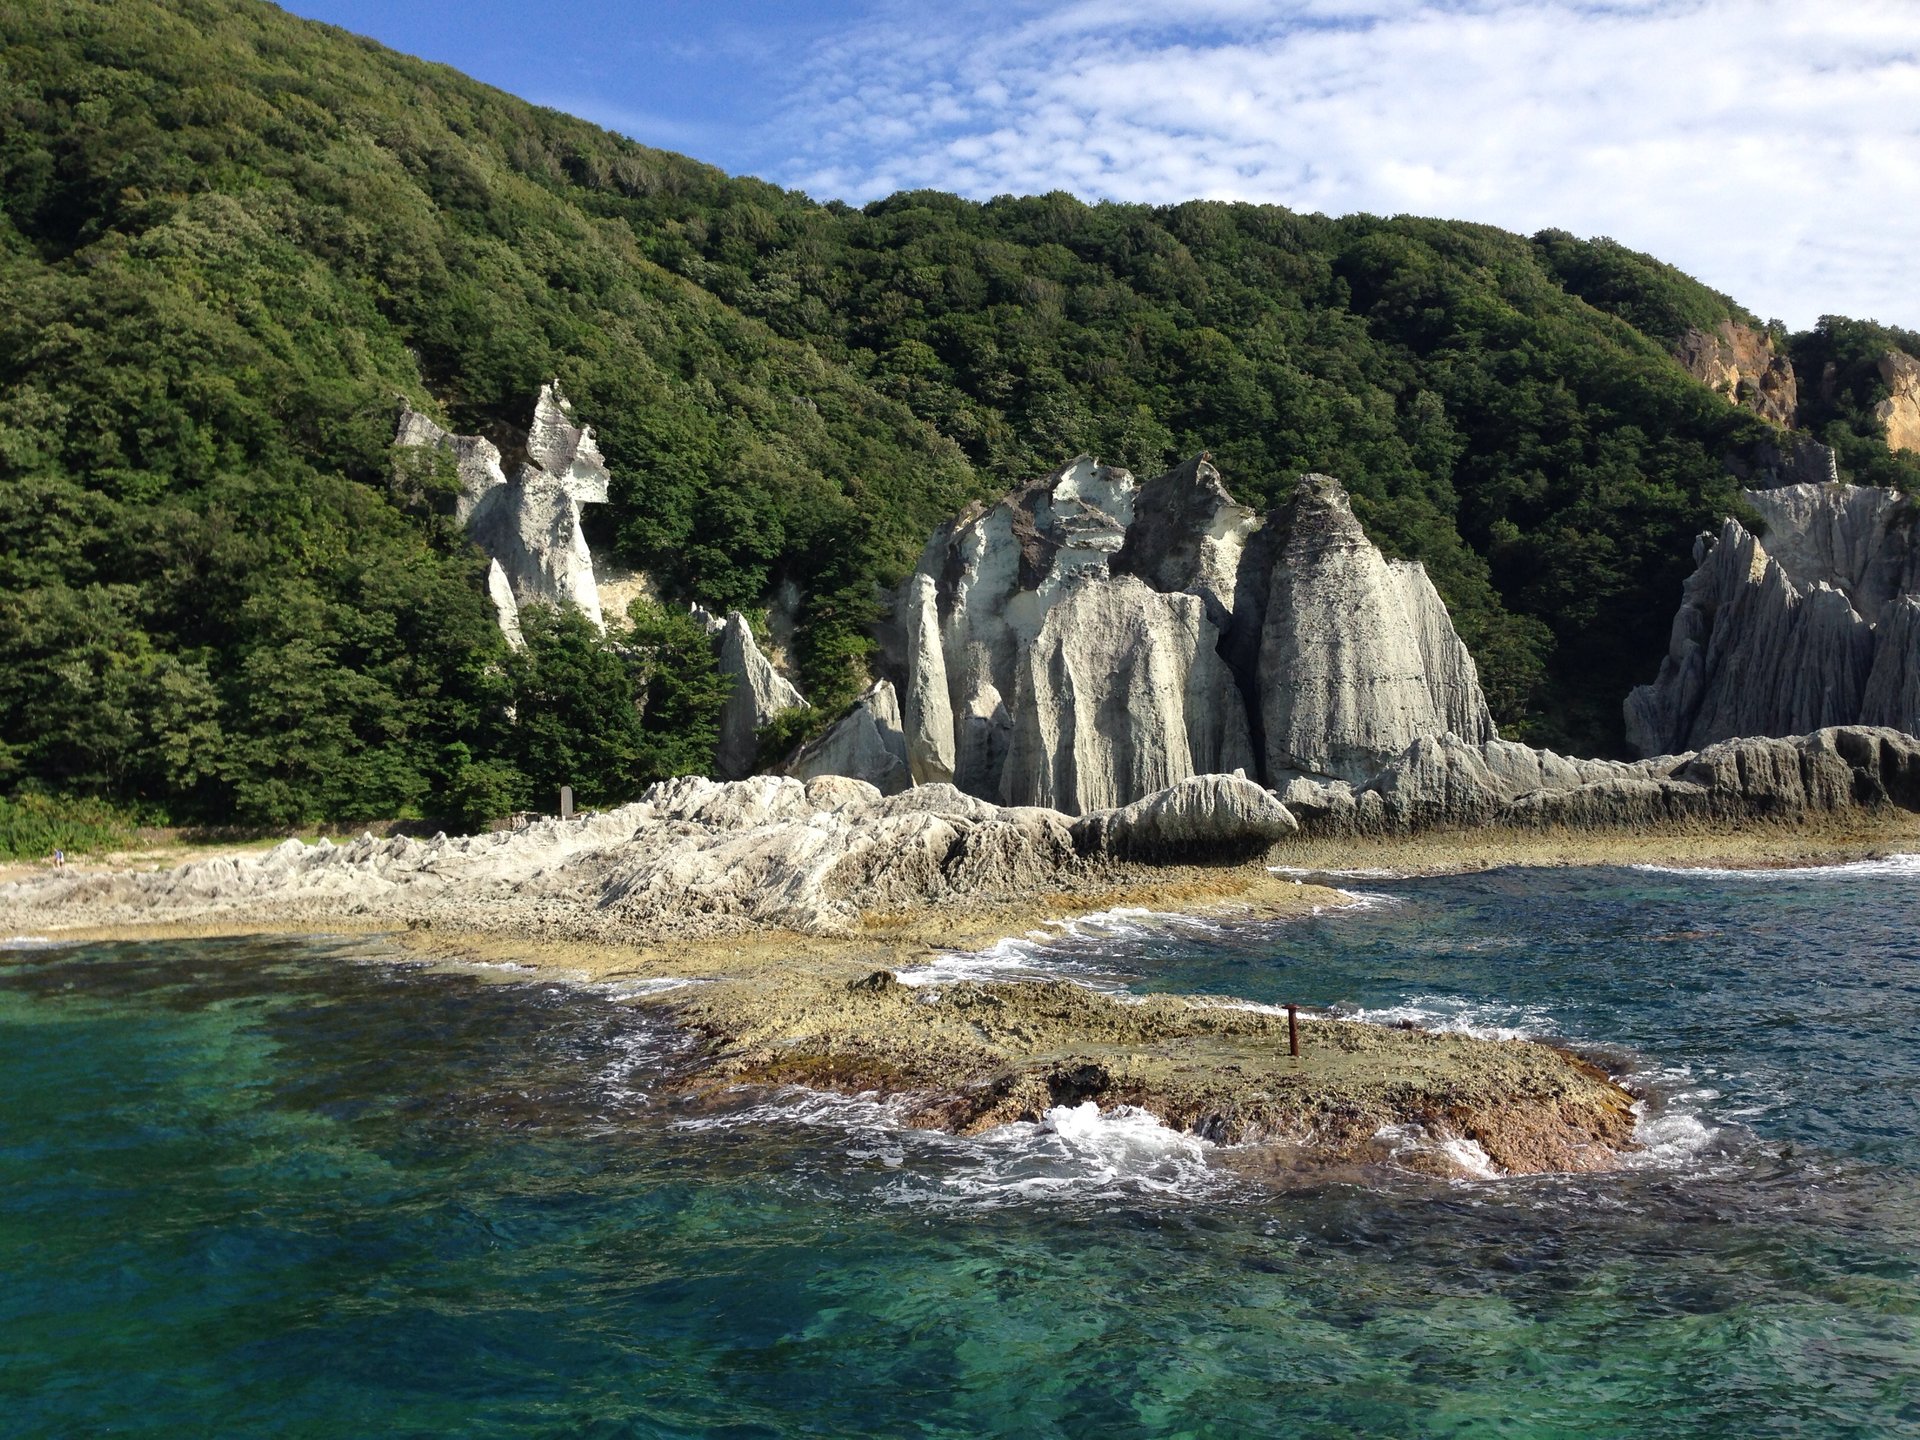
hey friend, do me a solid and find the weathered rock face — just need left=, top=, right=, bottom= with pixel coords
left=1002, top=574, right=1254, bottom=813
left=1256, top=475, right=1495, bottom=784
left=1675, top=320, right=1797, bottom=428
left=789, top=680, right=910, bottom=795
left=394, top=381, right=609, bottom=641
left=1877, top=350, right=1920, bottom=454
left=1625, top=484, right=1920, bottom=756
left=1862, top=596, right=1920, bottom=735
left=1725, top=432, right=1839, bottom=490
left=1279, top=727, right=1920, bottom=838
left=887, top=456, right=1494, bottom=813
left=714, top=612, right=805, bottom=780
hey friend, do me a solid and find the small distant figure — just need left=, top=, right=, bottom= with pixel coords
left=50, top=848, right=65, bottom=868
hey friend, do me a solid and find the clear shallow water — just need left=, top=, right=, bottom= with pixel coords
left=2, top=864, right=1918, bottom=1438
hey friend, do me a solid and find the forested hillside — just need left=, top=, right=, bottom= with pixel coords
left=3, top=0, right=1916, bottom=828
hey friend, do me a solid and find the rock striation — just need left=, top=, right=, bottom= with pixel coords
left=712, top=611, right=805, bottom=780
left=889, top=456, right=1493, bottom=813
left=1255, top=474, right=1495, bottom=783
left=1626, top=483, right=1920, bottom=755
left=789, top=680, right=910, bottom=795
left=395, top=381, right=610, bottom=641
left=1281, top=726, right=1920, bottom=837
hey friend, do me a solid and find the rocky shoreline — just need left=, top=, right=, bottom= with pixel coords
left=15, top=764, right=1915, bottom=1177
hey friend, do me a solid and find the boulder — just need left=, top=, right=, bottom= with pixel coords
left=1071, top=773, right=1298, bottom=861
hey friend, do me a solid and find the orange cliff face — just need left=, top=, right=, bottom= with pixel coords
left=1876, top=350, right=1920, bottom=455
left=1673, top=319, right=1798, bottom=428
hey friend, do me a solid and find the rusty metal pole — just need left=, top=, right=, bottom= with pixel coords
left=1287, top=1004, right=1300, bottom=1058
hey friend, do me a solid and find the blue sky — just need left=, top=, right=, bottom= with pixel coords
left=279, top=1, right=1920, bottom=330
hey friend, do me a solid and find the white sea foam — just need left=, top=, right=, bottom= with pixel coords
left=596, top=976, right=697, bottom=1001
left=1270, top=865, right=1408, bottom=880
left=1371, top=1122, right=1504, bottom=1180
left=1343, top=993, right=1558, bottom=1042
left=885, top=1101, right=1228, bottom=1207
left=1, top=935, right=59, bottom=950
left=1631, top=852, right=1920, bottom=881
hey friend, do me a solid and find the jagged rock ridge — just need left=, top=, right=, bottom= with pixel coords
left=1626, top=482, right=1920, bottom=755
left=887, top=456, right=1495, bottom=813
left=394, top=381, right=609, bottom=643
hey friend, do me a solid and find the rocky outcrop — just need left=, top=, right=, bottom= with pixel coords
left=789, top=680, right=910, bottom=795
left=714, top=612, right=804, bottom=780
left=890, top=456, right=1493, bottom=813
left=1256, top=475, right=1495, bottom=783
left=1070, top=772, right=1296, bottom=861
left=1279, top=726, right=1920, bottom=837
left=1862, top=596, right=1920, bottom=734
left=394, top=382, right=609, bottom=642
left=1877, top=350, right=1920, bottom=454
left=1725, top=432, right=1839, bottom=490
left=1676, top=320, right=1797, bottom=427
left=1626, top=483, right=1920, bottom=756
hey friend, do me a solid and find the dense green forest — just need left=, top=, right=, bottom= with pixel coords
left=2, top=0, right=1916, bottom=828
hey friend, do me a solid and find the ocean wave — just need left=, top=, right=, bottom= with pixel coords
left=1371, top=1122, right=1502, bottom=1180
left=1, top=935, right=61, bottom=950
left=879, top=1102, right=1230, bottom=1208
left=1270, top=865, right=1408, bottom=880
left=1631, top=852, right=1920, bottom=881
left=1342, top=993, right=1559, bottom=1042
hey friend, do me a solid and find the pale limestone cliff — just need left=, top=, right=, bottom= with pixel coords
left=394, top=381, right=608, bottom=642
left=1000, top=574, right=1254, bottom=813
left=1256, top=474, right=1495, bottom=784
left=789, top=680, right=911, bottom=795
left=883, top=457, right=1495, bottom=813
left=1863, top=596, right=1920, bottom=735
left=1876, top=350, right=1920, bottom=454
left=1675, top=320, right=1797, bottom=428
left=714, top=612, right=804, bottom=780
left=1626, top=483, right=1920, bottom=756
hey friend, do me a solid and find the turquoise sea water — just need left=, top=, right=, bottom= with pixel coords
left=3, top=860, right=1918, bottom=1438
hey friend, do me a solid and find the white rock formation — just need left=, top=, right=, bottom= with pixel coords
left=394, top=381, right=610, bottom=642
left=1002, top=574, right=1255, bottom=813
left=714, top=612, right=804, bottom=780
left=789, top=680, right=911, bottom=795
left=884, top=456, right=1495, bottom=813
left=1256, top=474, right=1495, bottom=784
left=1626, top=483, right=1920, bottom=755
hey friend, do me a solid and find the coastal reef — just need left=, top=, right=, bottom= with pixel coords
left=674, top=970, right=1637, bottom=1175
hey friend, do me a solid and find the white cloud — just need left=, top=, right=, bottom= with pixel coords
left=761, top=0, right=1920, bottom=327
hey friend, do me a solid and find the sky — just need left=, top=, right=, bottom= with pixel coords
left=279, top=0, right=1920, bottom=330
